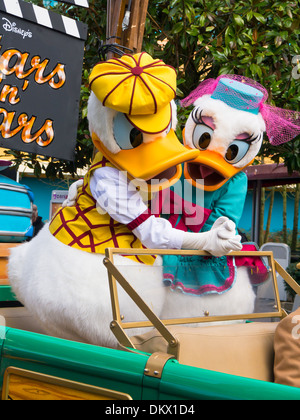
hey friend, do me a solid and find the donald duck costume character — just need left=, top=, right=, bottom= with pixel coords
left=8, top=53, right=242, bottom=347
left=160, top=75, right=300, bottom=321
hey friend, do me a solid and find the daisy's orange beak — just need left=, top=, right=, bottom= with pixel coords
left=183, top=128, right=253, bottom=191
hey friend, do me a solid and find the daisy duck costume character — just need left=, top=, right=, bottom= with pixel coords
left=160, top=75, right=300, bottom=321
left=8, top=53, right=242, bottom=348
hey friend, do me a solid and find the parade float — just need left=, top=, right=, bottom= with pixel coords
left=0, top=0, right=299, bottom=401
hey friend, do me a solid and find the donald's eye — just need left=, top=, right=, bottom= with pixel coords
left=192, top=124, right=214, bottom=150
left=113, top=113, right=143, bottom=149
left=225, top=140, right=250, bottom=164
left=130, top=128, right=143, bottom=148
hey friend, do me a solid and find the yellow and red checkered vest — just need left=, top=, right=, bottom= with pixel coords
left=49, top=152, right=155, bottom=265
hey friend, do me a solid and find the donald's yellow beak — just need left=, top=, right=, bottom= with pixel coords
left=92, top=130, right=199, bottom=191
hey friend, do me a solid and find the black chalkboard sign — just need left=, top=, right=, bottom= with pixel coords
left=0, top=0, right=87, bottom=161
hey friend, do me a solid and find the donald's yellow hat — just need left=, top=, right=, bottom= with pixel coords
left=89, top=52, right=177, bottom=133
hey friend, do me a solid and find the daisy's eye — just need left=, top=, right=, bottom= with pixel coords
left=113, top=113, right=143, bottom=149
left=192, top=124, right=214, bottom=150
left=225, top=140, right=250, bottom=164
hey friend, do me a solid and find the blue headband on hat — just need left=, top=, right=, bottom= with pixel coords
left=211, top=78, right=264, bottom=115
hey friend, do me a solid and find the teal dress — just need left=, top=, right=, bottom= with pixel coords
left=159, top=171, right=268, bottom=295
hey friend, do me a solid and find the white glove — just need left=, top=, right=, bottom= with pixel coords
left=62, top=179, right=84, bottom=207
left=181, top=216, right=242, bottom=257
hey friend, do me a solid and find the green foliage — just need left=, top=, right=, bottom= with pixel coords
left=145, top=1, right=300, bottom=97
left=259, top=135, right=300, bottom=174
left=7, top=0, right=300, bottom=177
